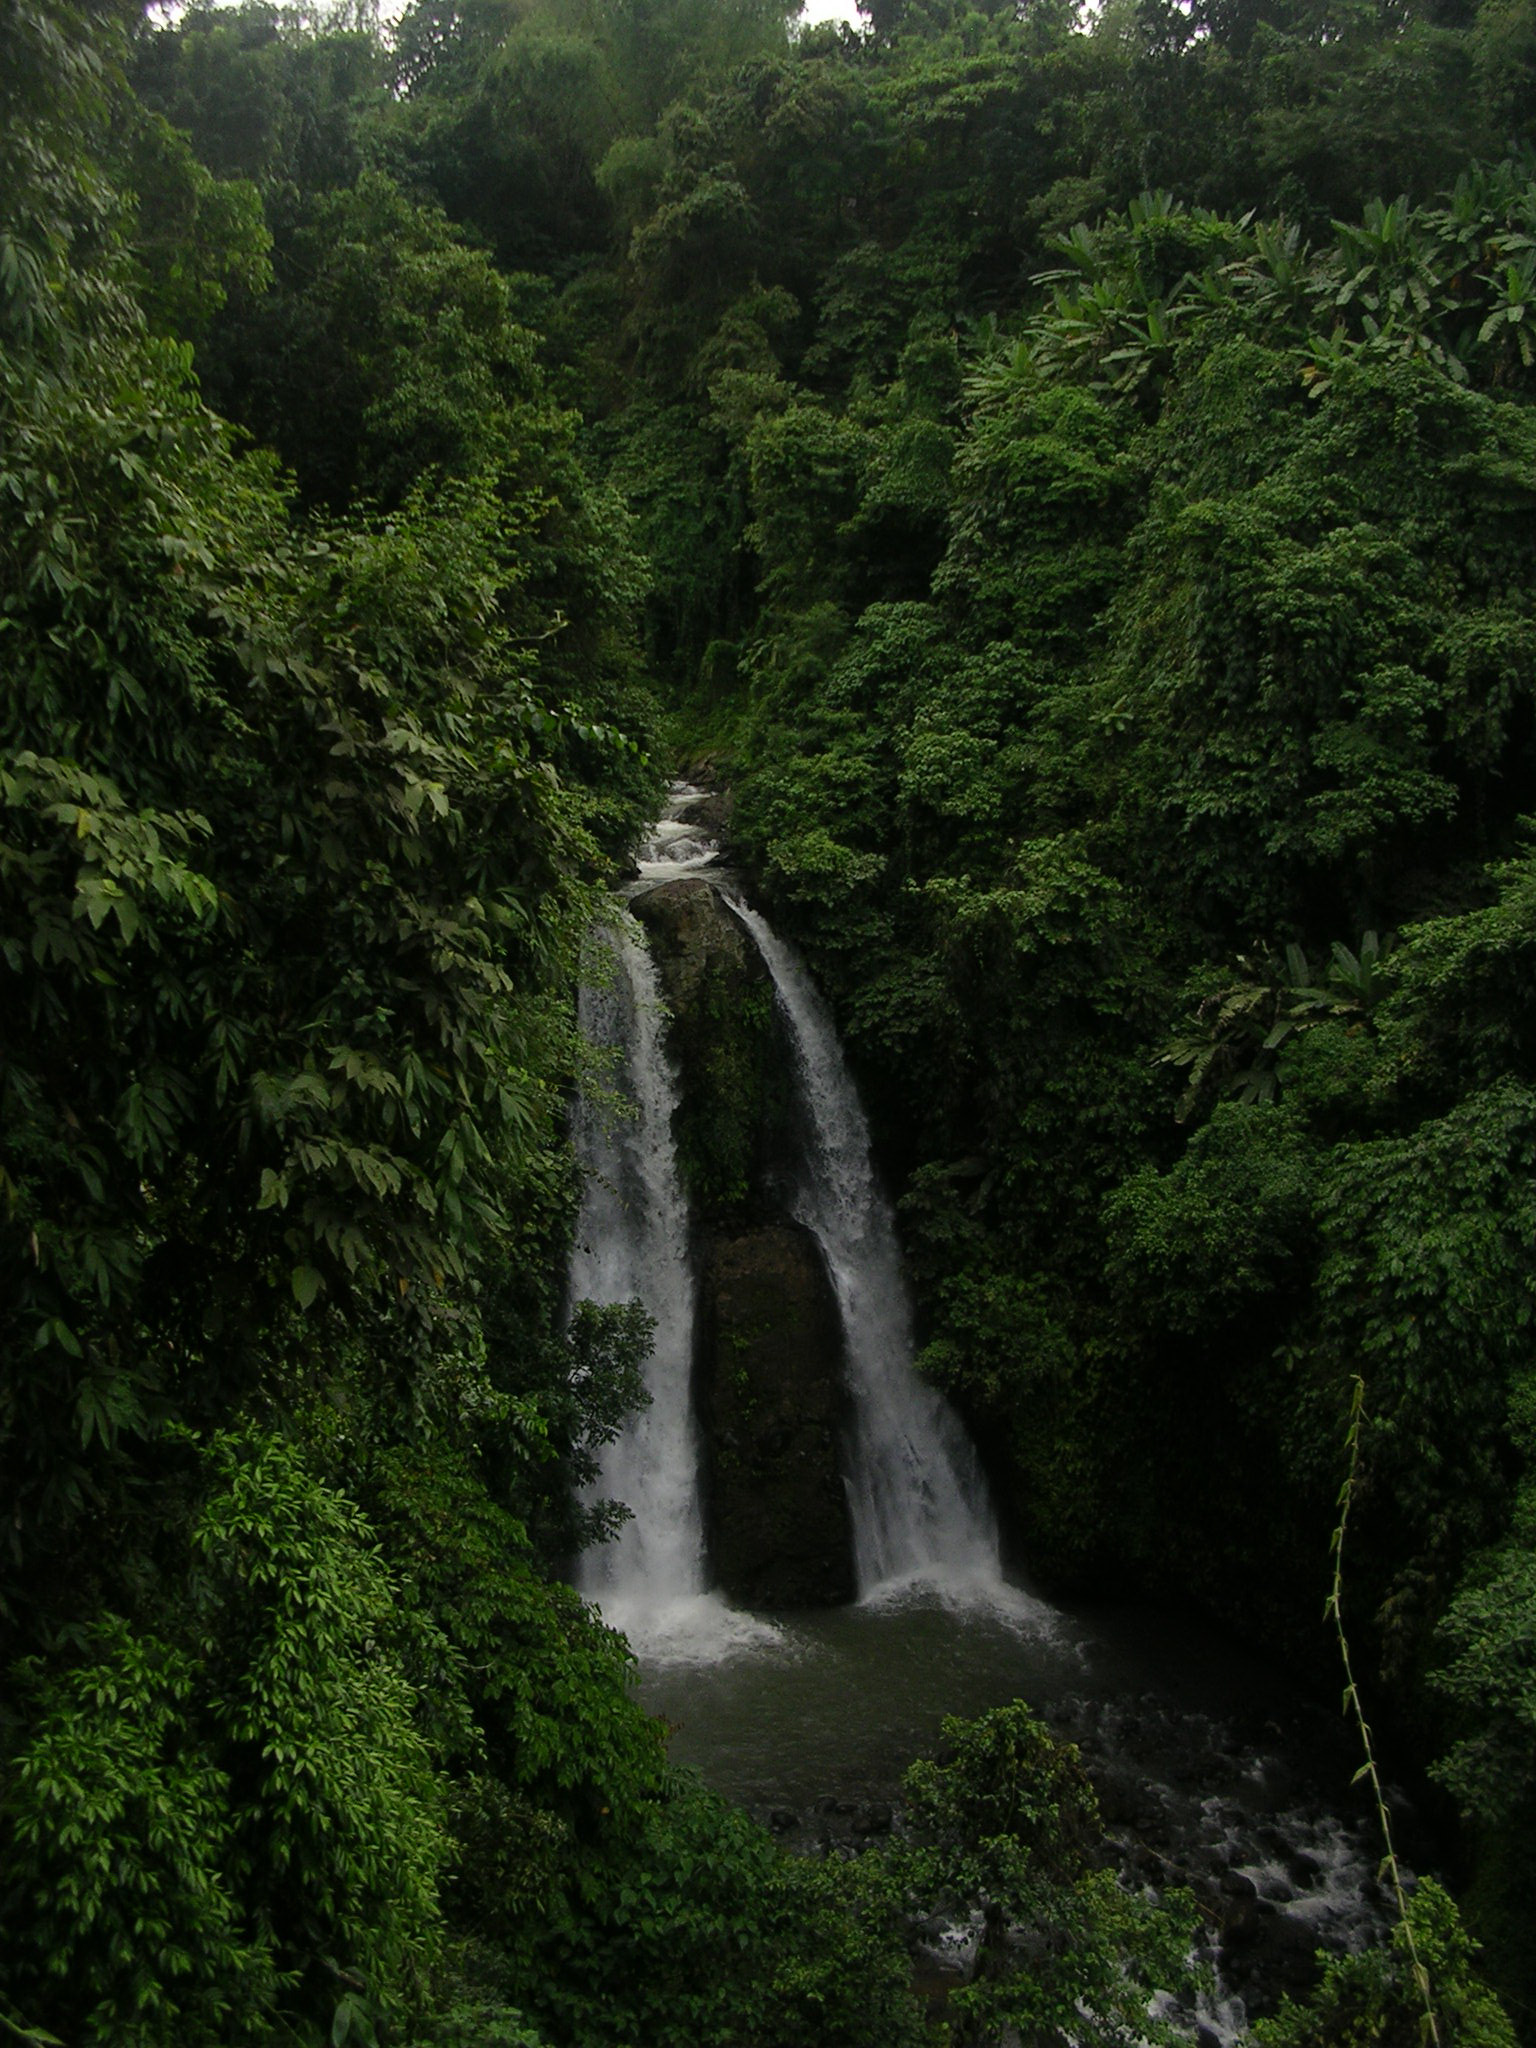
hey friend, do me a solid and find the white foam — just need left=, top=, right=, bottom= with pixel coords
left=856, top=1565, right=1064, bottom=1639
left=592, top=1589, right=786, bottom=1667
left=635, top=781, right=723, bottom=880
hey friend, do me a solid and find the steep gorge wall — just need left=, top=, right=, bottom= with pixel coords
left=630, top=877, right=855, bottom=1607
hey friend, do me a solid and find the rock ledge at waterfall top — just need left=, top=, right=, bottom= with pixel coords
left=629, top=875, right=754, bottom=1016
left=696, top=1219, right=856, bottom=1608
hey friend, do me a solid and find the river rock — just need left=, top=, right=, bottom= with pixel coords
left=674, top=785, right=732, bottom=842
left=1226, top=1911, right=1327, bottom=2019
left=1218, top=1882, right=1262, bottom=1949
left=630, top=875, right=756, bottom=1018
left=697, top=1220, right=856, bottom=1607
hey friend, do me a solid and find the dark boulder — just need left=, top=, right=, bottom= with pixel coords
left=697, top=1219, right=855, bottom=1607
left=675, top=785, right=732, bottom=843
left=630, top=877, right=788, bottom=1226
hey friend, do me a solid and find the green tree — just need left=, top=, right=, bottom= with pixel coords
left=1, top=1429, right=448, bottom=2045
left=894, top=1701, right=1200, bottom=2046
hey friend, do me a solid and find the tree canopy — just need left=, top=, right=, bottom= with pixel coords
left=5, top=0, right=1536, bottom=2038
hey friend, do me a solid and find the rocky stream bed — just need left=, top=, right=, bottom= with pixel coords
left=643, top=1595, right=1409, bottom=2044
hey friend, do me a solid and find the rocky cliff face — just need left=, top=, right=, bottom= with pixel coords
left=629, top=877, right=787, bottom=1226
left=697, top=1221, right=855, bottom=1608
left=628, top=872, right=855, bottom=1606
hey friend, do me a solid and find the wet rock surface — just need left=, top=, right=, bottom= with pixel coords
left=629, top=876, right=791, bottom=1227
left=670, top=783, right=732, bottom=843
left=697, top=1220, right=856, bottom=1607
left=1045, top=1691, right=1397, bottom=2033
left=629, top=876, right=760, bottom=1038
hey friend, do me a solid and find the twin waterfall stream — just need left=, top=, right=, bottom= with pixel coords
left=571, top=789, right=1006, bottom=1641
left=569, top=911, right=712, bottom=1630
left=565, top=785, right=1393, bottom=2042
left=723, top=896, right=1002, bottom=1596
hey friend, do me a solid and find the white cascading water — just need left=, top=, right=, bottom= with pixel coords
left=633, top=784, right=721, bottom=883
left=571, top=913, right=707, bottom=1607
left=570, top=904, right=775, bottom=1660
left=572, top=781, right=1039, bottom=1647
left=723, top=894, right=1011, bottom=1604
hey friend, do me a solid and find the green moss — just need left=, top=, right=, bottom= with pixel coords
left=672, top=976, right=788, bottom=1225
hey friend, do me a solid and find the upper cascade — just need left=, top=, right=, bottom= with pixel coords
left=634, top=783, right=724, bottom=883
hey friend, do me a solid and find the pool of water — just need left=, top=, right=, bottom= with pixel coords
left=623, top=1576, right=1397, bottom=2039
left=635, top=1576, right=1338, bottom=1809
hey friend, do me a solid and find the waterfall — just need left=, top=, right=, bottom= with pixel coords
left=570, top=780, right=1023, bottom=1655
left=569, top=907, right=777, bottom=1660
left=571, top=912, right=708, bottom=1610
left=723, top=895, right=1006, bottom=1602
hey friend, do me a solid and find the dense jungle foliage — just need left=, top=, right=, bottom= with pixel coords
left=3, top=0, right=1536, bottom=2039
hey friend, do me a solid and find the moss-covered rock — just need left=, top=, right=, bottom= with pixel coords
left=697, top=1221, right=855, bottom=1608
left=629, top=877, right=789, bottom=1226
left=629, top=875, right=856, bottom=1605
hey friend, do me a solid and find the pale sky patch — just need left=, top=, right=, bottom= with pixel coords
left=156, top=0, right=866, bottom=31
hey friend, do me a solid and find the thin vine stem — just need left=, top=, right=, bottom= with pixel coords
left=0, top=2013, right=63, bottom=2047
left=1328, top=1373, right=1442, bottom=2048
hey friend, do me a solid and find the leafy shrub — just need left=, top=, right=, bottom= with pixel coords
left=1, top=1428, right=446, bottom=2046
left=1252, top=1878, right=1516, bottom=2048
left=894, top=1701, right=1201, bottom=2048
